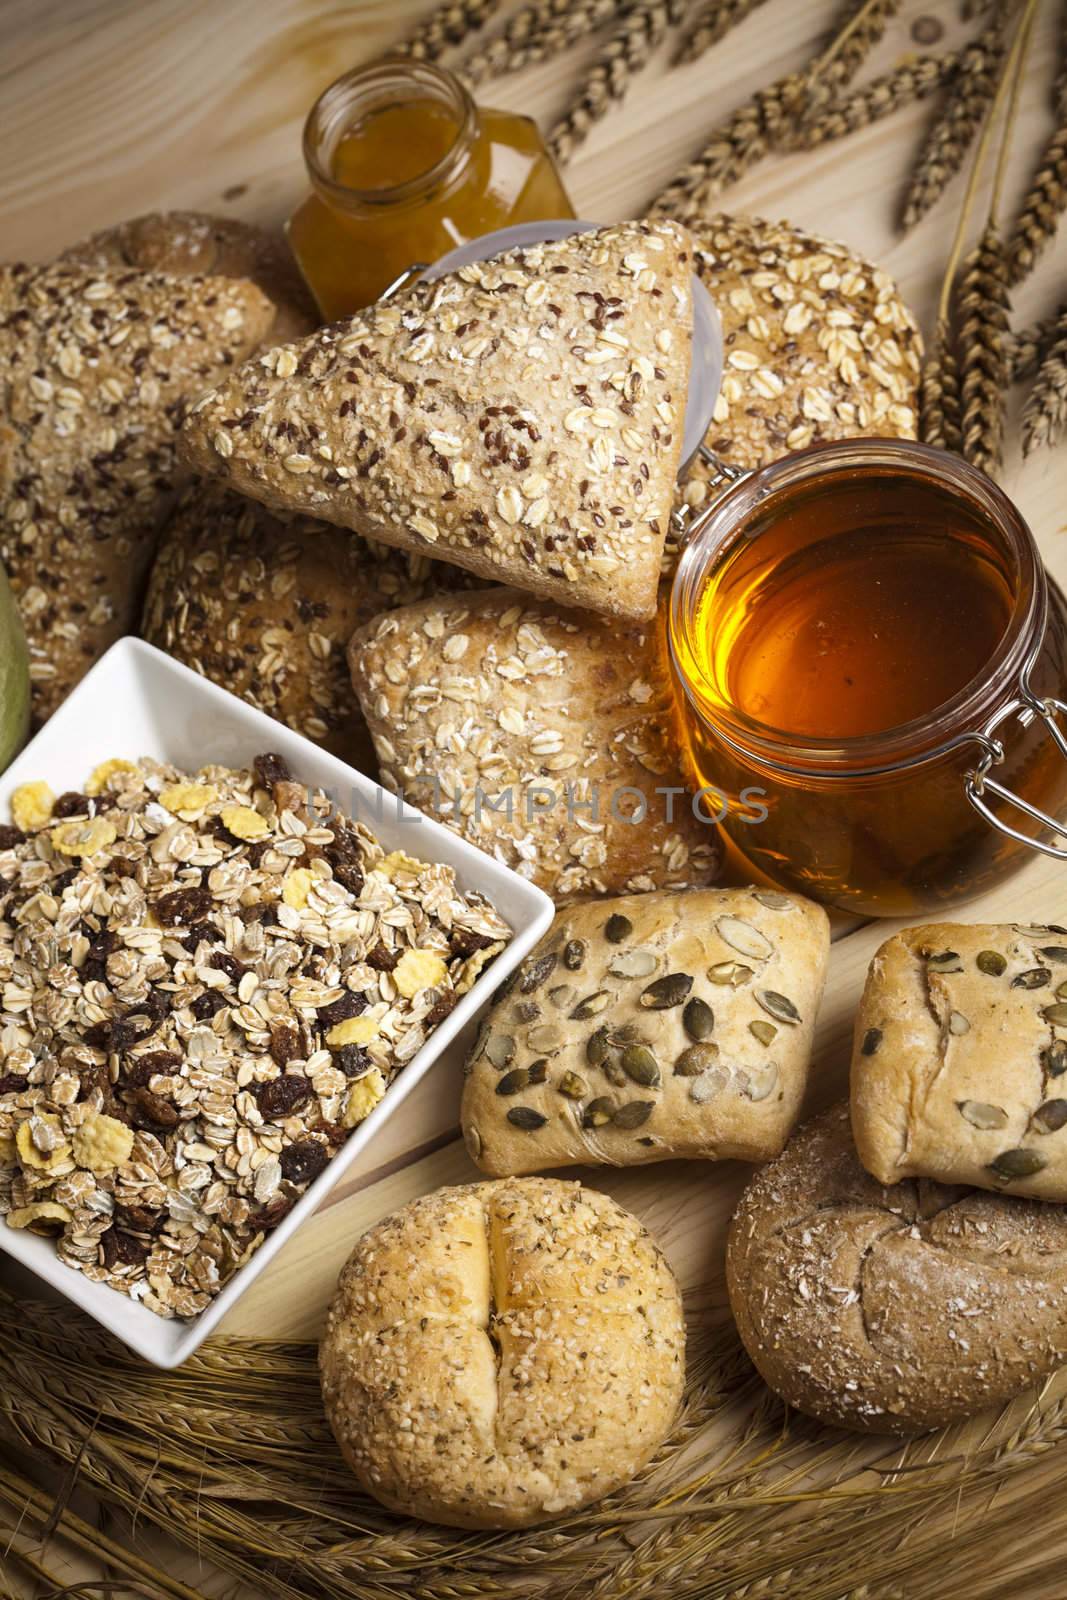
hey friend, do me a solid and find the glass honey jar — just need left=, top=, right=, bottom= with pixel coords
left=668, top=439, right=1067, bottom=917
left=287, top=58, right=575, bottom=319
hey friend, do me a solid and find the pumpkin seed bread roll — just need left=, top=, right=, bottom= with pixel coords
left=462, top=888, right=829, bottom=1176
left=348, top=585, right=723, bottom=904
left=61, top=209, right=317, bottom=345
left=0, top=261, right=275, bottom=719
left=142, top=479, right=467, bottom=768
left=320, top=1176, right=685, bottom=1528
left=179, top=219, right=693, bottom=622
left=852, top=922, right=1067, bottom=1201
left=728, top=1103, right=1067, bottom=1434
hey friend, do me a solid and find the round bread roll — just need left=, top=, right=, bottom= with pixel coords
left=320, top=1177, right=685, bottom=1527
left=142, top=480, right=465, bottom=768
left=727, top=1102, right=1067, bottom=1435
left=60, top=209, right=317, bottom=345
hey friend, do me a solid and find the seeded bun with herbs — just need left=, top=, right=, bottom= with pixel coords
left=462, top=887, right=829, bottom=1176
left=179, top=219, right=694, bottom=622
left=728, top=1102, right=1067, bottom=1434
left=852, top=922, right=1067, bottom=1202
left=320, top=1176, right=685, bottom=1527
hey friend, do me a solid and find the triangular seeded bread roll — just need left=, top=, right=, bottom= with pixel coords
left=180, top=220, right=694, bottom=621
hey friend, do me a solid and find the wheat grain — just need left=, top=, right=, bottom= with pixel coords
left=958, top=233, right=1012, bottom=475
left=674, top=0, right=770, bottom=64
left=395, top=0, right=503, bottom=59
left=920, top=317, right=964, bottom=451
left=788, top=52, right=959, bottom=150
left=461, top=0, right=629, bottom=85
left=901, top=12, right=1008, bottom=229
left=1010, top=307, right=1063, bottom=380
left=1006, top=14, right=1067, bottom=283
left=1022, top=307, right=1067, bottom=453
left=548, top=0, right=685, bottom=165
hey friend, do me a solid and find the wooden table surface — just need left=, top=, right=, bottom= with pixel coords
left=2, top=0, right=1067, bottom=1595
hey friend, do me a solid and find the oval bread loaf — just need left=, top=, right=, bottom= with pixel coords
left=320, top=1176, right=685, bottom=1528
left=727, top=1102, right=1067, bottom=1434
left=462, top=887, right=829, bottom=1176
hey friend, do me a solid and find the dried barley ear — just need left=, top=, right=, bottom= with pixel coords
left=920, top=318, right=964, bottom=453
left=460, top=0, right=625, bottom=87
left=900, top=11, right=1008, bottom=230
left=673, top=0, right=771, bottom=65
left=1022, top=307, right=1067, bottom=454
left=956, top=223, right=1012, bottom=474
left=1010, top=309, right=1064, bottom=383
left=395, top=0, right=503, bottom=60
left=1006, top=55, right=1067, bottom=284
left=549, top=0, right=685, bottom=165
left=785, top=53, right=958, bottom=152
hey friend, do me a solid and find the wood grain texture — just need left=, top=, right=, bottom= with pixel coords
left=1, top=0, right=1066, bottom=1594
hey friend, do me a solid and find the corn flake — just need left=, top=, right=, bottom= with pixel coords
left=394, top=948, right=448, bottom=999
left=11, top=781, right=54, bottom=831
left=326, top=1015, right=380, bottom=1048
left=51, top=817, right=117, bottom=857
left=73, top=1111, right=134, bottom=1173
left=221, top=804, right=269, bottom=841
left=159, top=781, right=217, bottom=816
left=15, top=1115, right=72, bottom=1171
left=379, top=850, right=425, bottom=881
left=7, top=1201, right=72, bottom=1234
left=283, top=867, right=316, bottom=910
left=85, top=758, right=138, bottom=795
left=342, top=1066, right=386, bottom=1128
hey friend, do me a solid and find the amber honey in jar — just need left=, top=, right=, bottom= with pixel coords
left=287, top=58, right=575, bottom=318
left=668, top=440, right=1067, bottom=917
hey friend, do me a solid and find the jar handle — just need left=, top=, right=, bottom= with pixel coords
left=964, top=691, right=1067, bottom=859
left=671, top=445, right=751, bottom=547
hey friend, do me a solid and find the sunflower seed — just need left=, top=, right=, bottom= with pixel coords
left=620, top=1045, right=660, bottom=1087
left=519, top=953, right=557, bottom=993
left=614, top=1101, right=654, bottom=1129
left=586, top=1027, right=610, bottom=1067
left=1042, top=1004, right=1067, bottom=1026
left=976, top=950, right=1008, bottom=976
left=601, top=1056, right=626, bottom=1087
left=571, top=990, right=611, bottom=1019
left=716, top=916, right=773, bottom=960
left=1045, top=1040, right=1067, bottom=1075
left=605, top=913, right=633, bottom=944
left=925, top=949, right=962, bottom=970
left=756, top=990, right=801, bottom=1025
left=948, top=1011, right=970, bottom=1035
left=1039, top=947, right=1067, bottom=963
left=860, top=1027, right=882, bottom=1056
left=640, top=973, right=693, bottom=1009
left=562, top=939, right=586, bottom=971
left=749, top=1020, right=777, bottom=1046
left=739, top=1062, right=779, bottom=1101
left=1033, top=1098, right=1067, bottom=1133
left=557, top=1071, right=587, bottom=1099
left=752, top=890, right=793, bottom=908
left=989, top=1147, right=1046, bottom=1179
left=582, top=1096, right=615, bottom=1128
left=526, top=1024, right=564, bottom=1053
left=1013, top=968, right=1051, bottom=990
left=690, top=1067, right=729, bottom=1104
left=547, top=984, right=577, bottom=1009
left=675, top=1042, right=719, bottom=1076
left=607, top=948, right=658, bottom=979
left=497, top=1066, right=541, bottom=1096
left=484, top=1033, right=515, bottom=1071
left=683, top=997, right=714, bottom=1040
left=707, top=961, right=752, bottom=987
left=958, top=1099, right=1008, bottom=1130
left=507, top=1106, right=546, bottom=1130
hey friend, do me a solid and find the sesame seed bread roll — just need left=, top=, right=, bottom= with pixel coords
left=0, top=262, right=275, bottom=719
left=61, top=210, right=318, bottom=346
left=851, top=923, right=1067, bottom=1201
left=463, top=887, right=829, bottom=1176
left=179, top=220, right=694, bottom=622
left=141, top=479, right=469, bottom=767
left=348, top=585, right=723, bottom=904
left=727, top=1102, right=1067, bottom=1434
left=319, top=1177, right=685, bottom=1527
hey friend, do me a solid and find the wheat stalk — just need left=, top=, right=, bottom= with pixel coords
left=957, top=223, right=1013, bottom=472
left=921, top=318, right=964, bottom=451
left=786, top=52, right=959, bottom=151
left=1006, top=10, right=1067, bottom=283
left=673, top=0, right=770, bottom=64
left=548, top=0, right=686, bottom=165
left=900, top=9, right=1010, bottom=230
left=1022, top=306, right=1067, bottom=452
left=460, top=0, right=632, bottom=85
left=394, top=0, right=503, bottom=59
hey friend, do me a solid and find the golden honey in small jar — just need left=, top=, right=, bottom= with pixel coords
left=288, top=58, right=575, bottom=319
left=669, top=440, right=1067, bottom=917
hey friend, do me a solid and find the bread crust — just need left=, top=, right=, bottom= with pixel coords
left=319, top=1176, right=685, bottom=1527
left=462, top=887, right=829, bottom=1175
left=851, top=922, right=1067, bottom=1201
left=727, top=1102, right=1067, bottom=1434
left=179, top=220, right=694, bottom=621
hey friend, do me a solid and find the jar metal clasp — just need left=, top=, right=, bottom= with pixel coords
left=962, top=669, right=1067, bottom=859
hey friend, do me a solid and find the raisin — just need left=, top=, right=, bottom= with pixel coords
left=279, top=1139, right=329, bottom=1186
left=0, top=1072, right=25, bottom=1095
left=155, top=886, right=213, bottom=926
left=308, top=1116, right=347, bottom=1149
left=52, top=868, right=80, bottom=893
left=426, top=993, right=458, bottom=1029
left=253, top=752, right=292, bottom=790
left=210, top=951, right=247, bottom=984
left=114, top=1203, right=163, bottom=1234
left=101, top=1228, right=150, bottom=1269
left=180, top=919, right=220, bottom=952
left=122, top=1051, right=182, bottom=1090
left=256, top=1074, right=312, bottom=1119
left=332, top=861, right=365, bottom=897
left=365, top=943, right=398, bottom=972
left=83, top=928, right=118, bottom=982
left=319, top=990, right=367, bottom=1030
left=109, top=856, right=139, bottom=880
left=191, top=990, right=228, bottom=1021
left=334, top=1044, right=371, bottom=1078
left=0, top=825, right=25, bottom=850
left=269, top=1020, right=302, bottom=1068
left=52, top=791, right=91, bottom=818
left=250, top=1196, right=293, bottom=1232
left=450, top=928, right=495, bottom=958
left=126, top=1086, right=180, bottom=1130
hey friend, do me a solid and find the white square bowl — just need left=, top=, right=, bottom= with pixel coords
left=0, top=638, right=554, bottom=1367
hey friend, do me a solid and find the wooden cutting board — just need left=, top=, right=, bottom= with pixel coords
left=1, top=0, right=1066, bottom=1594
